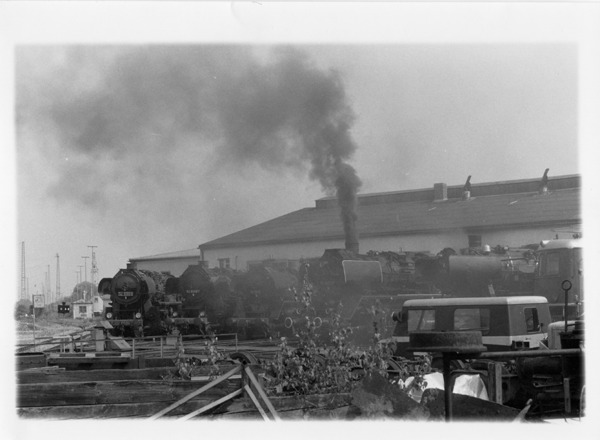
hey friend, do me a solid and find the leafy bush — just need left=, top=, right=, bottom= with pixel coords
left=261, top=274, right=429, bottom=396
left=171, top=272, right=431, bottom=398
left=172, top=332, right=226, bottom=380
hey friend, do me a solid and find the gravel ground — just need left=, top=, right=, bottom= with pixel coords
left=15, top=316, right=94, bottom=347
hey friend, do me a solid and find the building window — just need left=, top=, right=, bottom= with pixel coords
left=524, top=307, right=540, bottom=332
left=79, top=306, right=87, bottom=314
left=468, top=235, right=482, bottom=248
left=218, top=258, right=230, bottom=269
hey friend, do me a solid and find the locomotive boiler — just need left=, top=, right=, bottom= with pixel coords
left=167, top=264, right=237, bottom=334
left=234, top=265, right=297, bottom=318
left=230, top=264, right=299, bottom=338
left=292, top=249, right=442, bottom=345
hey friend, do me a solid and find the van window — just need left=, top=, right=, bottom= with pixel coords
left=453, top=308, right=490, bottom=335
left=408, top=309, right=436, bottom=331
left=524, top=307, right=540, bottom=332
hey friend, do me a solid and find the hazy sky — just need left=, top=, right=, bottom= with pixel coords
left=3, top=2, right=599, bottom=303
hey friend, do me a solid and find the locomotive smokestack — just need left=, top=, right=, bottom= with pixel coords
left=336, top=162, right=360, bottom=254
left=345, top=224, right=359, bottom=254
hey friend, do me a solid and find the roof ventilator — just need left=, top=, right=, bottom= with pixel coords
left=433, top=183, right=447, bottom=202
left=462, top=175, right=472, bottom=200
left=539, top=168, right=549, bottom=195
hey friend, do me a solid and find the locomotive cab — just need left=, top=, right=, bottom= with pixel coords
left=534, top=239, right=583, bottom=321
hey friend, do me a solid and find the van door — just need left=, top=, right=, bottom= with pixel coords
left=507, top=304, right=548, bottom=349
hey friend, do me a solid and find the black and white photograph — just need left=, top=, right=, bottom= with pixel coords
left=2, top=1, right=599, bottom=438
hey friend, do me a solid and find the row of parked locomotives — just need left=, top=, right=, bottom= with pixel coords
left=98, top=263, right=300, bottom=338
left=166, top=263, right=299, bottom=339
left=98, top=238, right=582, bottom=341
left=295, top=238, right=583, bottom=344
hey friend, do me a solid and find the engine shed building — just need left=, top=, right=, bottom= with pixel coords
left=129, top=173, right=581, bottom=274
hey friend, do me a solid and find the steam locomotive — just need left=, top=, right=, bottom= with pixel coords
left=421, top=238, right=583, bottom=320
left=98, top=268, right=179, bottom=337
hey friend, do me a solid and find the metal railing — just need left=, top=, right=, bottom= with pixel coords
left=16, top=331, right=241, bottom=359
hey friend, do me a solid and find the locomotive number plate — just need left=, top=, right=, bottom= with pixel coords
left=118, top=291, right=134, bottom=297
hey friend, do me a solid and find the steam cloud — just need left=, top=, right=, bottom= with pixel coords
left=17, top=45, right=361, bottom=246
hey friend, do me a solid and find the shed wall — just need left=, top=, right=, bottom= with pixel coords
left=200, top=224, right=578, bottom=270
left=131, top=257, right=200, bottom=277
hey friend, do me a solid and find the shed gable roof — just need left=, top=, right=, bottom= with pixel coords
left=200, top=174, right=580, bottom=250
left=130, top=248, right=201, bottom=262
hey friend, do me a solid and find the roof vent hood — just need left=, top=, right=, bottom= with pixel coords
left=433, top=183, right=447, bottom=202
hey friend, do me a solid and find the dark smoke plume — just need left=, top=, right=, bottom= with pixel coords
left=16, top=45, right=361, bottom=245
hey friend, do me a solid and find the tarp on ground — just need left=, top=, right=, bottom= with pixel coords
left=403, top=372, right=489, bottom=403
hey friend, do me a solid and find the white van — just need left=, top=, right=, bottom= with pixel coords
left=386, top=296, right=552, bottom=357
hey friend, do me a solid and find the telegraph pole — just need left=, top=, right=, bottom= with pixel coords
left=20, top=242, right=26, bottom=301
left=56, top=253, right=61, bottom=301
left=81, top=256, right=89, bottom=300
left=74, top=270, right=79, bottom=300
left=46, top=265, right=51, bottom=304
left=88, top=245, right=98, bottom=292
left=81, top=256, right=89, bottom=283
left=78, top=266, right=83, bottom=300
